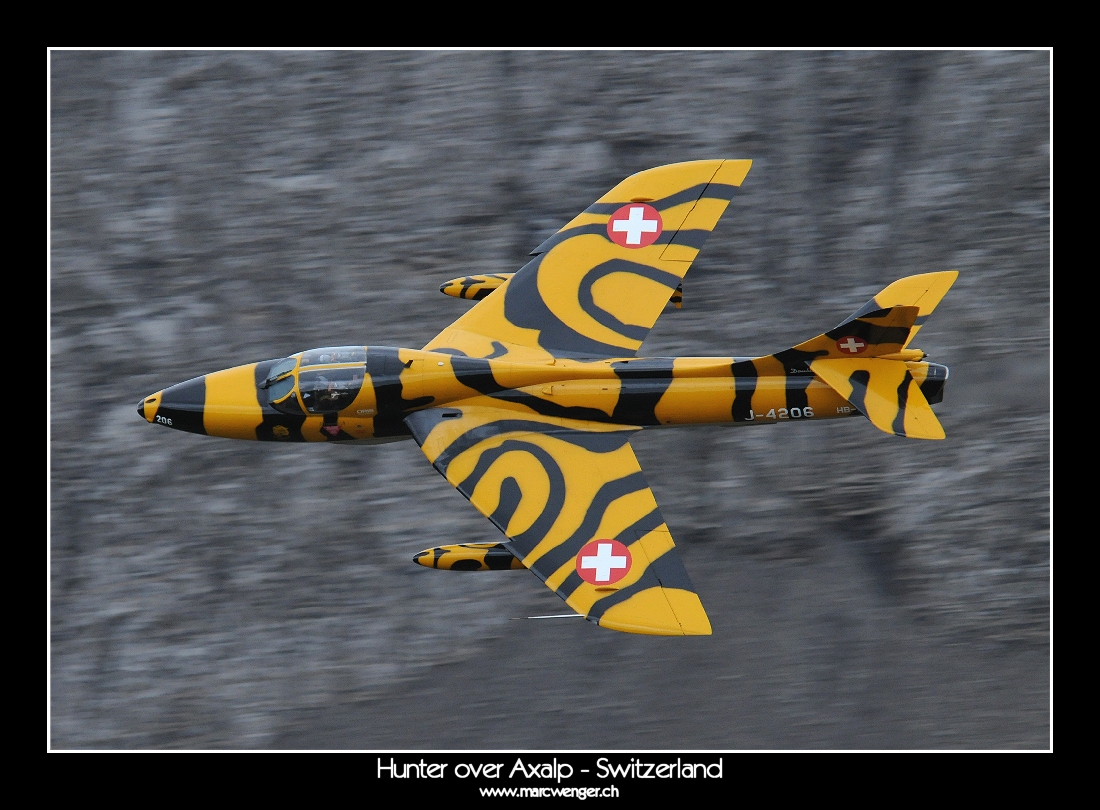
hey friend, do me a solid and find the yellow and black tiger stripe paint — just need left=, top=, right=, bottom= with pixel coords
left=441, top=273, right=684, bottom=310
left=139, top=161, right=959, bottom=636
left=405, top=407, right=710, bottom=635
left=439, top=274, right=514, bottom=301
left=140, top=338, right=949, bottom=443
left=413, top=543, right=525, bottom=571
left=425, top=160, right=751, bottom=362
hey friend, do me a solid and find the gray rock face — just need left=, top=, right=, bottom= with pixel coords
left=50, top=50, right=1050, bottom=749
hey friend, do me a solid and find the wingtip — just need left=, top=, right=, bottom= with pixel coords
left=715, top=159, right=752, bottom=187
left=596, top=588, right=712, bottom=636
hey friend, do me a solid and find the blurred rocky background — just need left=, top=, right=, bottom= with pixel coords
left=49, top=50, right=1050, bottom=749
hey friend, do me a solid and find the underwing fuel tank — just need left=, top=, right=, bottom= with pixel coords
left=413, top=543, right=524, bottom=571
left=439, top=273, right=683, bottom=308
left=438, top=274, right=513, bottom=301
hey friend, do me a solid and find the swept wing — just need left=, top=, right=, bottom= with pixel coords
left=424, top=159, right=752, bottom=362
left=405, top=406, right=711, bottom=635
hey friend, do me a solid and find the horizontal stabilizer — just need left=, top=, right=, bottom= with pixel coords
left=810, top=358, right=946, bottom=440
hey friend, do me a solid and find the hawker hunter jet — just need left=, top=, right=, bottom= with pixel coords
left=138, top=160, right=957, bottom=636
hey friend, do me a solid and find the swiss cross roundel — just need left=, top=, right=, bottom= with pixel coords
left=607, top=203, right=663, bottom=248
left=576, top=539, right=633, bottom=585
left=836, top=335, right=868, bottom=355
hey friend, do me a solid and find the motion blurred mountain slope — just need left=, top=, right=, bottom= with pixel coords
left=50, top=50, right=1050, bottom=749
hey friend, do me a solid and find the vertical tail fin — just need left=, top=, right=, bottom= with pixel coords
left=764, top=272, right=958, bottom=440
left=789, top=271, right=959, bottom=360
left=845, top=270, right=959, bottom=350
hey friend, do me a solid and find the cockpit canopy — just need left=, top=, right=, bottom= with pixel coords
left=262, top=347, right=368, bottom=416
left=300, top=347, right=367, bottom=367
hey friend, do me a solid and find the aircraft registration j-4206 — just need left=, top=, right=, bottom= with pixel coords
left=139, top=160, right=957, bottom=637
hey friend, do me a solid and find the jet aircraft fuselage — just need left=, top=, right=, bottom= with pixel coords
left=138, top=347, right=948, bottom=444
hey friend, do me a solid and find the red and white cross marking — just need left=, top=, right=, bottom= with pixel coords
left=836, top=335, right=868, bottom=355
left=576, top=539, right=632, bottom=585
left=607, top=203, right=663, bottom=248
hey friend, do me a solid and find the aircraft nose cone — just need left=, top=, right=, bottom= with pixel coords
left=153, top=377, right=208, bottom=434
left=138, top=392, right=162, bottom=422
left=137, top=391, right=165, bottom=426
